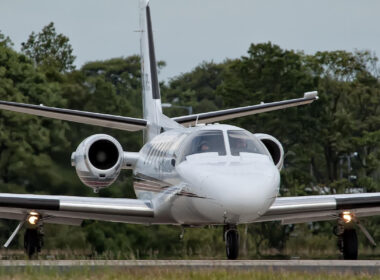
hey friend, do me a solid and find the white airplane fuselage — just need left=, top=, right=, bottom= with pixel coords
left=133, top=124, right=280, bottom=225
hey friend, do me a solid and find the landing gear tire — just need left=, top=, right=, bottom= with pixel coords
left=342, top=228, right=358, bottom=260
left=224, top=226, right=239, bottom=260
left=24, top=228, right=43, bottom=259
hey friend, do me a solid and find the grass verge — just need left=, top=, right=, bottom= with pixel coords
left=0, top=268, right=377, bottom=280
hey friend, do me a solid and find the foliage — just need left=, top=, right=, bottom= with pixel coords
left=0, top=31, right=13, bottom=48
left=0, top=40, right=71, bottom=194
left=21, top=22, right=76, bottom=72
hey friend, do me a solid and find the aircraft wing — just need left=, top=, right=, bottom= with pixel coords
left=0, top=100, right=147, bottom=131
left=172, top=91, right=318, bottom=126
left=0, top=193, right=155, bottom=226
left=256, top=193, right=380, bottom=224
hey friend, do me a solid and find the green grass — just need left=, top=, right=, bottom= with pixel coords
left=0, top=268, right=377, bottom=280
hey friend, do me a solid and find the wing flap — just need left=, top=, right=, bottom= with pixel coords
left=0, top=100, right=147, bottom=131
left=172, top=91, right=318, bottom=126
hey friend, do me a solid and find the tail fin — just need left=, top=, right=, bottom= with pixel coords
left=139, top=0, right=162, bottom=142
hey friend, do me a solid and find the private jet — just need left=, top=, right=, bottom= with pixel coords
left=0, top=0, right=379, bottom=260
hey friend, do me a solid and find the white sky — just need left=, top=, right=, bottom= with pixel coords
left=1, top=0, right=380, bottom=81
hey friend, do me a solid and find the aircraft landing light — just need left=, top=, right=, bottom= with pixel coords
left=342, top=211, right=353, bottom=223
left=27, top=213, right=39, bottom=225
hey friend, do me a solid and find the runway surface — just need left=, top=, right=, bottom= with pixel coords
left=0, top=260, right=379, bottom=273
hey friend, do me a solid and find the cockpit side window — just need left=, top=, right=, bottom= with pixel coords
left=182, top=130, right=226, bottom=158
left=228, top=130, right=267, bottom=156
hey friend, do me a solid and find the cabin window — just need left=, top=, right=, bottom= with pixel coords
left=228, top=130, right=267, bottom=156
left=182, top=130, right=226, bottom=158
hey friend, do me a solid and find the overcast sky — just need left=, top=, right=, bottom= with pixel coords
left=1, top=0, right=380, bottom=81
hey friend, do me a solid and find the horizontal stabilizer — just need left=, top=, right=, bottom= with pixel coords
left=172, top=91, right=318, bottom=126
left=0, top=100, right=147, bottom=131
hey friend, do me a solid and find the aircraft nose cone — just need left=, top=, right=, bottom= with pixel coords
left=203, top=166, right=279, bottom=218
left=177, top=158, right=280, bottom=223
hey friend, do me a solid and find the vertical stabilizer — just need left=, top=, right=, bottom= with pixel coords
left=140, top=0, right=162, bottom=142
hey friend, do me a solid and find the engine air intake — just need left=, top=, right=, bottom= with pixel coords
left=260, top=138, right=281, bottom=165
left=71, top=134, right=124, bottom=192
left=89, top=140, right=119, bottom=170
left=254, top=133, right=284, bottom=171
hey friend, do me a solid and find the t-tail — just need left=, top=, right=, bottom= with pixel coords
left=139, top=0, right=164, bottom=142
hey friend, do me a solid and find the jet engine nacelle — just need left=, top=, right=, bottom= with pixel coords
left=254, top=133, right=284, bottom=170
left=71, top=134, right=124, bottom=192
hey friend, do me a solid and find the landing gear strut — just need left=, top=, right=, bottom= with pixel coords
left=24, top=227, right=44, bottom=258
left=224, top=225, right=239, bottom=260
left=3, top=212, right=44, bottom=258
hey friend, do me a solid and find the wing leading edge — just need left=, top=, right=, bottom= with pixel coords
left=257, top=193, right=380, bottom=224
left=0, top=193, right=154, bottom=226
left=172, top=91, right=318, bottom=126
left=0, top=100, right=147, bottom=132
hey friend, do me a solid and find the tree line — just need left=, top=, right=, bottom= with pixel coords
left=0, top=23, right=379, bottom=259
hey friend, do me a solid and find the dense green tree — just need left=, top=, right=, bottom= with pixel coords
left=21, top=22, right=76, bottom=72
left=0, top=41, right=71, bottom=190
left=162, top=62, right=230, bottom=117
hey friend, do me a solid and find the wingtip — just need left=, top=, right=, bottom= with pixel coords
left=304, top=91, right=318, bottom=100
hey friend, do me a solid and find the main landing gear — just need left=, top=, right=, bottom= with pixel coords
left=3, top=211, right=44, bottom=259
left=24, top=227, right=44, bottom=258
left=335, top=212, right=358, bottom=260
left=24, top=212, right=44, bottom=258
left=224, top=225, right=239, bottom=260
left=336, top=226, right=358, bottom=260
left=335, top=211, right=376, bottom=260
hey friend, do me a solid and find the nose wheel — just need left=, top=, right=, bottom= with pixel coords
left=224, top=225, right=239, bottom=260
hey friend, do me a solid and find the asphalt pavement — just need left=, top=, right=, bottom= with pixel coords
left=0, top=260, right=379, bottom=274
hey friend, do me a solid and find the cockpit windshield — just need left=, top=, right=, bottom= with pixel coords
left=181, top=130, right=226, bottom=159
left=228, top=130, right=267, bottom=156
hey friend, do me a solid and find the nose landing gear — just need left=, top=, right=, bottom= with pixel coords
left=224, top=225, right=239, bottom=260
